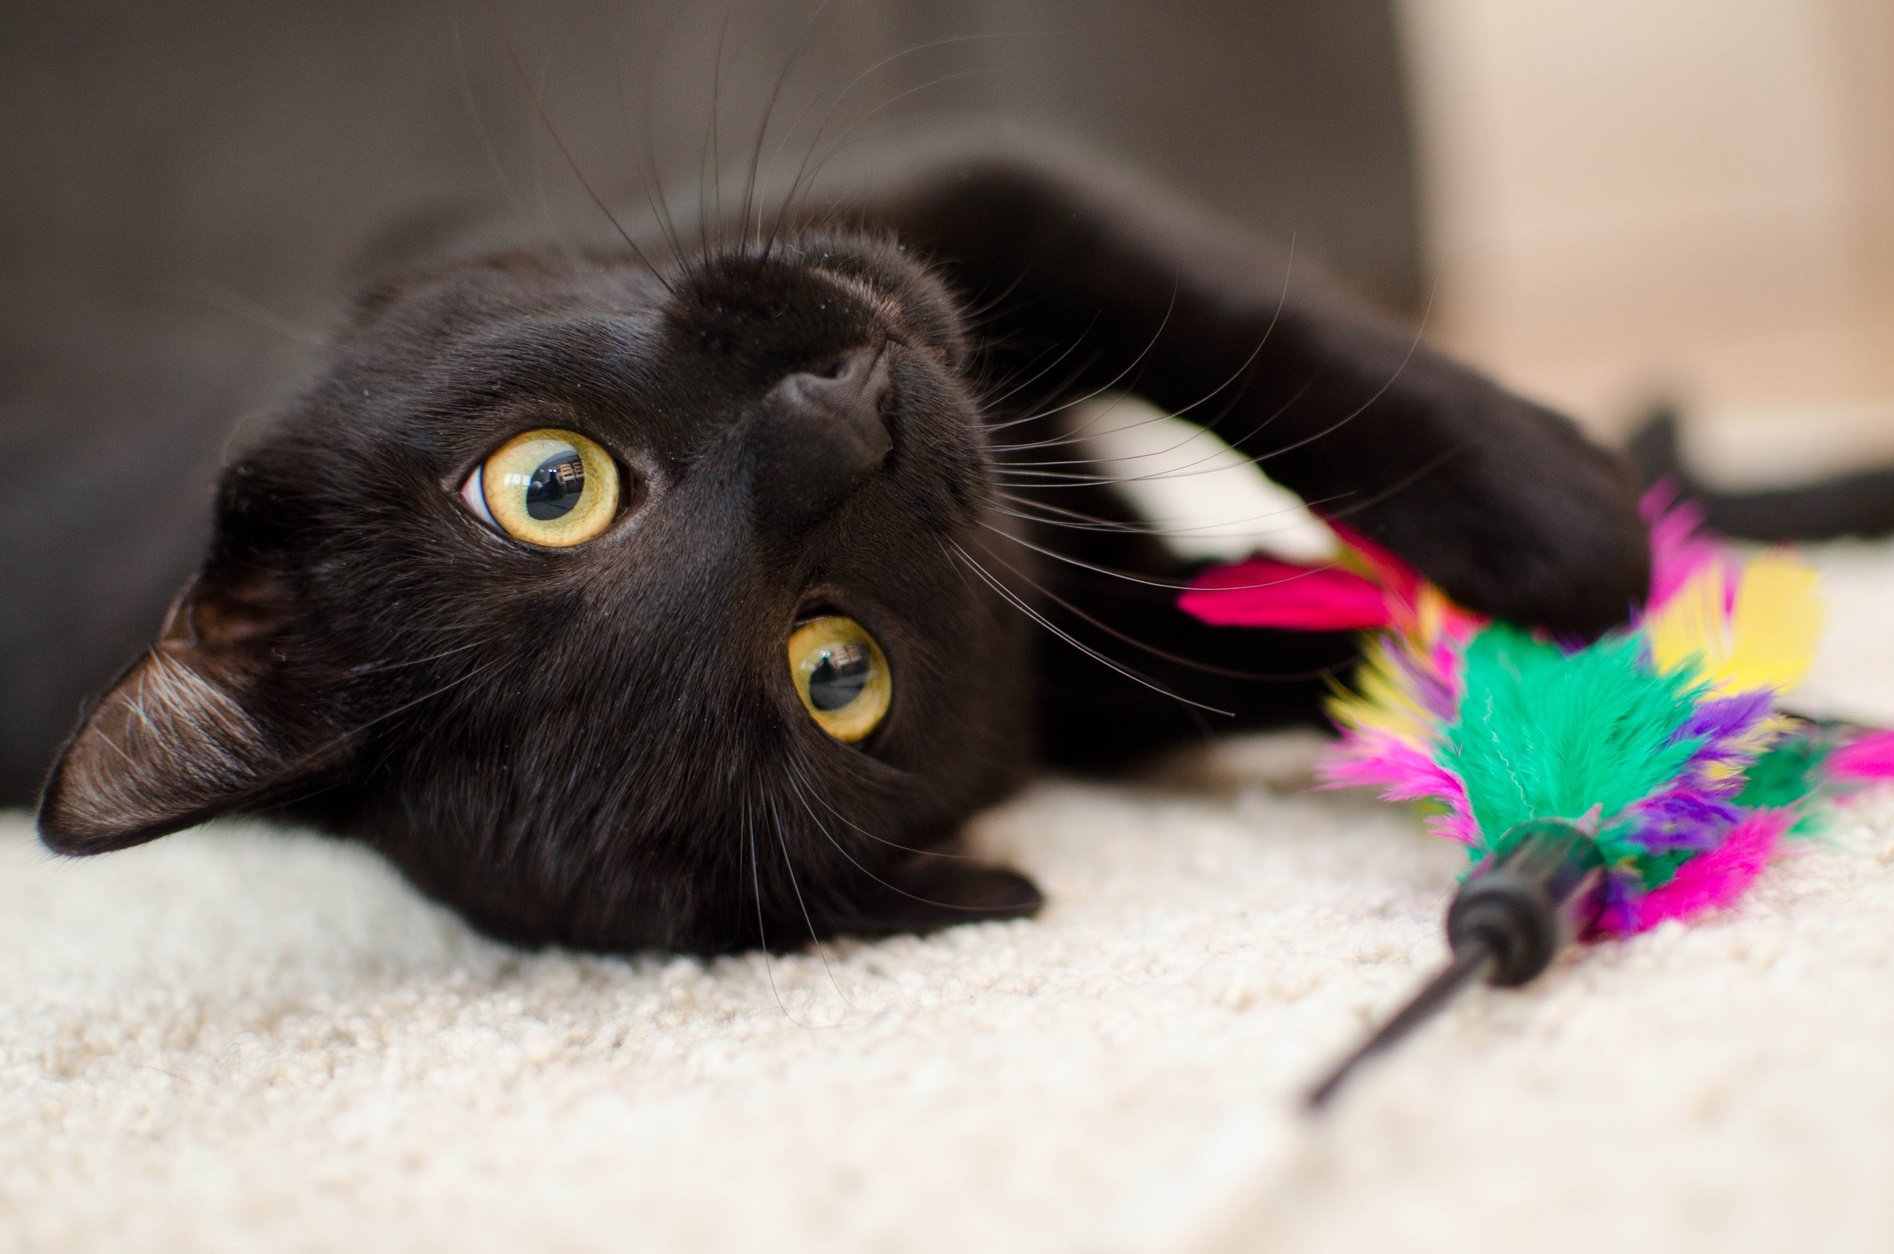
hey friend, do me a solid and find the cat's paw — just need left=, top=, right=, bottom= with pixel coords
left=1356, top=401, right=1650, bottom=639
left=826, top=860, right=1044, bottom=938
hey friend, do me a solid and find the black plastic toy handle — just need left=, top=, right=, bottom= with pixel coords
left=1305, top=819, right=1606, bottom=1110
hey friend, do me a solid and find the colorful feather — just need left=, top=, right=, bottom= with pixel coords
left=1181, top=488, right=1888, bottom=937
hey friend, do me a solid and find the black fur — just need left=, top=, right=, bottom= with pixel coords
left=35, top=138, right=1651, bottom=955
left=1631, top=409, right=1894, bottom=541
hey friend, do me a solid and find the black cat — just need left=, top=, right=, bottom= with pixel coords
left=34, top=136, right=1650, bottom=954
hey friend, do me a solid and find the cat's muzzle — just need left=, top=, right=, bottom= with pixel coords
left=744, top=345, right=893, bottom=529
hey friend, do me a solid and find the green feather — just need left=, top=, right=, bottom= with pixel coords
left=1442, top=626, right=1708, bottom=856
left=1738, top=730, right=1835, bottom=837
left=1736, top=733, right=1830, bottom=811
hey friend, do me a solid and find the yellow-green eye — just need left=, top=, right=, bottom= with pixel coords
left=461, top=428, right=620, bottom=547
left=788, top=616, right=892, bottom=743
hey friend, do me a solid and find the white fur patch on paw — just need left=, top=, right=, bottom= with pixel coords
left=1062, top=395, right=1338, bottom=564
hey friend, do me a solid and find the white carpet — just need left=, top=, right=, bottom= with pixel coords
left=5, top=541, right=1894, bottom=1254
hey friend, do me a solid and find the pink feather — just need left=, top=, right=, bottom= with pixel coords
left=1177, top=558, right=1395, bottom=631
left=1831, top=731, right=1894, bottom=782
left=1314, top=733, right=1480, bottom=847
left=1626, top=811, right=1790, bottom=931
left=1179, top=525, right=1436, bottom=632
left=1641, top=482, right=1733, bottom=612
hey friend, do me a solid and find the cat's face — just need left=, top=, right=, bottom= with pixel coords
left=39, top=234, right=1042, bottom=953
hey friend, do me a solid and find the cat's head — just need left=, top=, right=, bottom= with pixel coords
left=38, top=234, right=1044, bottom=952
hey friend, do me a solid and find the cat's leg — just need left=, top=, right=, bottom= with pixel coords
left=854, top=136, right=1649, bottom=639
left=970, top=472, right=1358, bottom=767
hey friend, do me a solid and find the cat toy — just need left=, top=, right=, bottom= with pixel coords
left=1177, top=489, right=1894, bottom=1109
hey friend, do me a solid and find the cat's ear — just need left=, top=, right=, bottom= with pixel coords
left=37, top=553, right=341, bottom=855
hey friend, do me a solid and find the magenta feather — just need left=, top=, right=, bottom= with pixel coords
left=1618, top=811, right=1790, bottom=932
left=1832, top=730, right=1894, bottom=782
left=1176, top=559, right=1393, bottom=631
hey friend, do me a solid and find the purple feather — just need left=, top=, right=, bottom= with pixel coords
left=1626, top=789, right=1743, bottom=852
left=1677, top=691, right=1776, bottom=764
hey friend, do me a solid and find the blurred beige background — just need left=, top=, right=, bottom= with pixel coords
left=1402, top=0, right=1894, bottom=480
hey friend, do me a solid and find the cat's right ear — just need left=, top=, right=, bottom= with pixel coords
left=37, top=552, right=342, bottom=855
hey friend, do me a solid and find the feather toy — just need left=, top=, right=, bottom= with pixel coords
left=1178, top=487, right=1894, bottom=1106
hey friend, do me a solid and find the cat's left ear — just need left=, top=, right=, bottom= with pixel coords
left=37, top=551, right=342, bottom=855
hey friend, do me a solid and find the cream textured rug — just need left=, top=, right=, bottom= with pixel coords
left=5, top=540, right=1894, bottom=1254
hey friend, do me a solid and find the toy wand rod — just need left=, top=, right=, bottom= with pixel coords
left=1306, top=819, right=1607, bottom=1111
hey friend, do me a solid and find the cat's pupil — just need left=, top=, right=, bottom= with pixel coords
left=524, top=450, right=585, bottom=520
left=807, top=644, right=873, bottom=711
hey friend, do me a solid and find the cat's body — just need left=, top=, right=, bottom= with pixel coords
left=32, top=135, right=1650, bottom=954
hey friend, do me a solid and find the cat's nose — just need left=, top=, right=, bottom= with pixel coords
left=746, top=346, right=893, bottom=529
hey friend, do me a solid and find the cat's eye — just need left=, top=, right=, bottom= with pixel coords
left=787, top=616, right=892, bottom=743
left=460, top=428, right=621, bottom=547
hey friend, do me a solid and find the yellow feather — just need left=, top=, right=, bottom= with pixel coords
left=1328, top=584, right=1469, bottom=744
left=1648, top=552, right=1823, bottom=695
left=1328, top=639, right=1434, bottom=743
